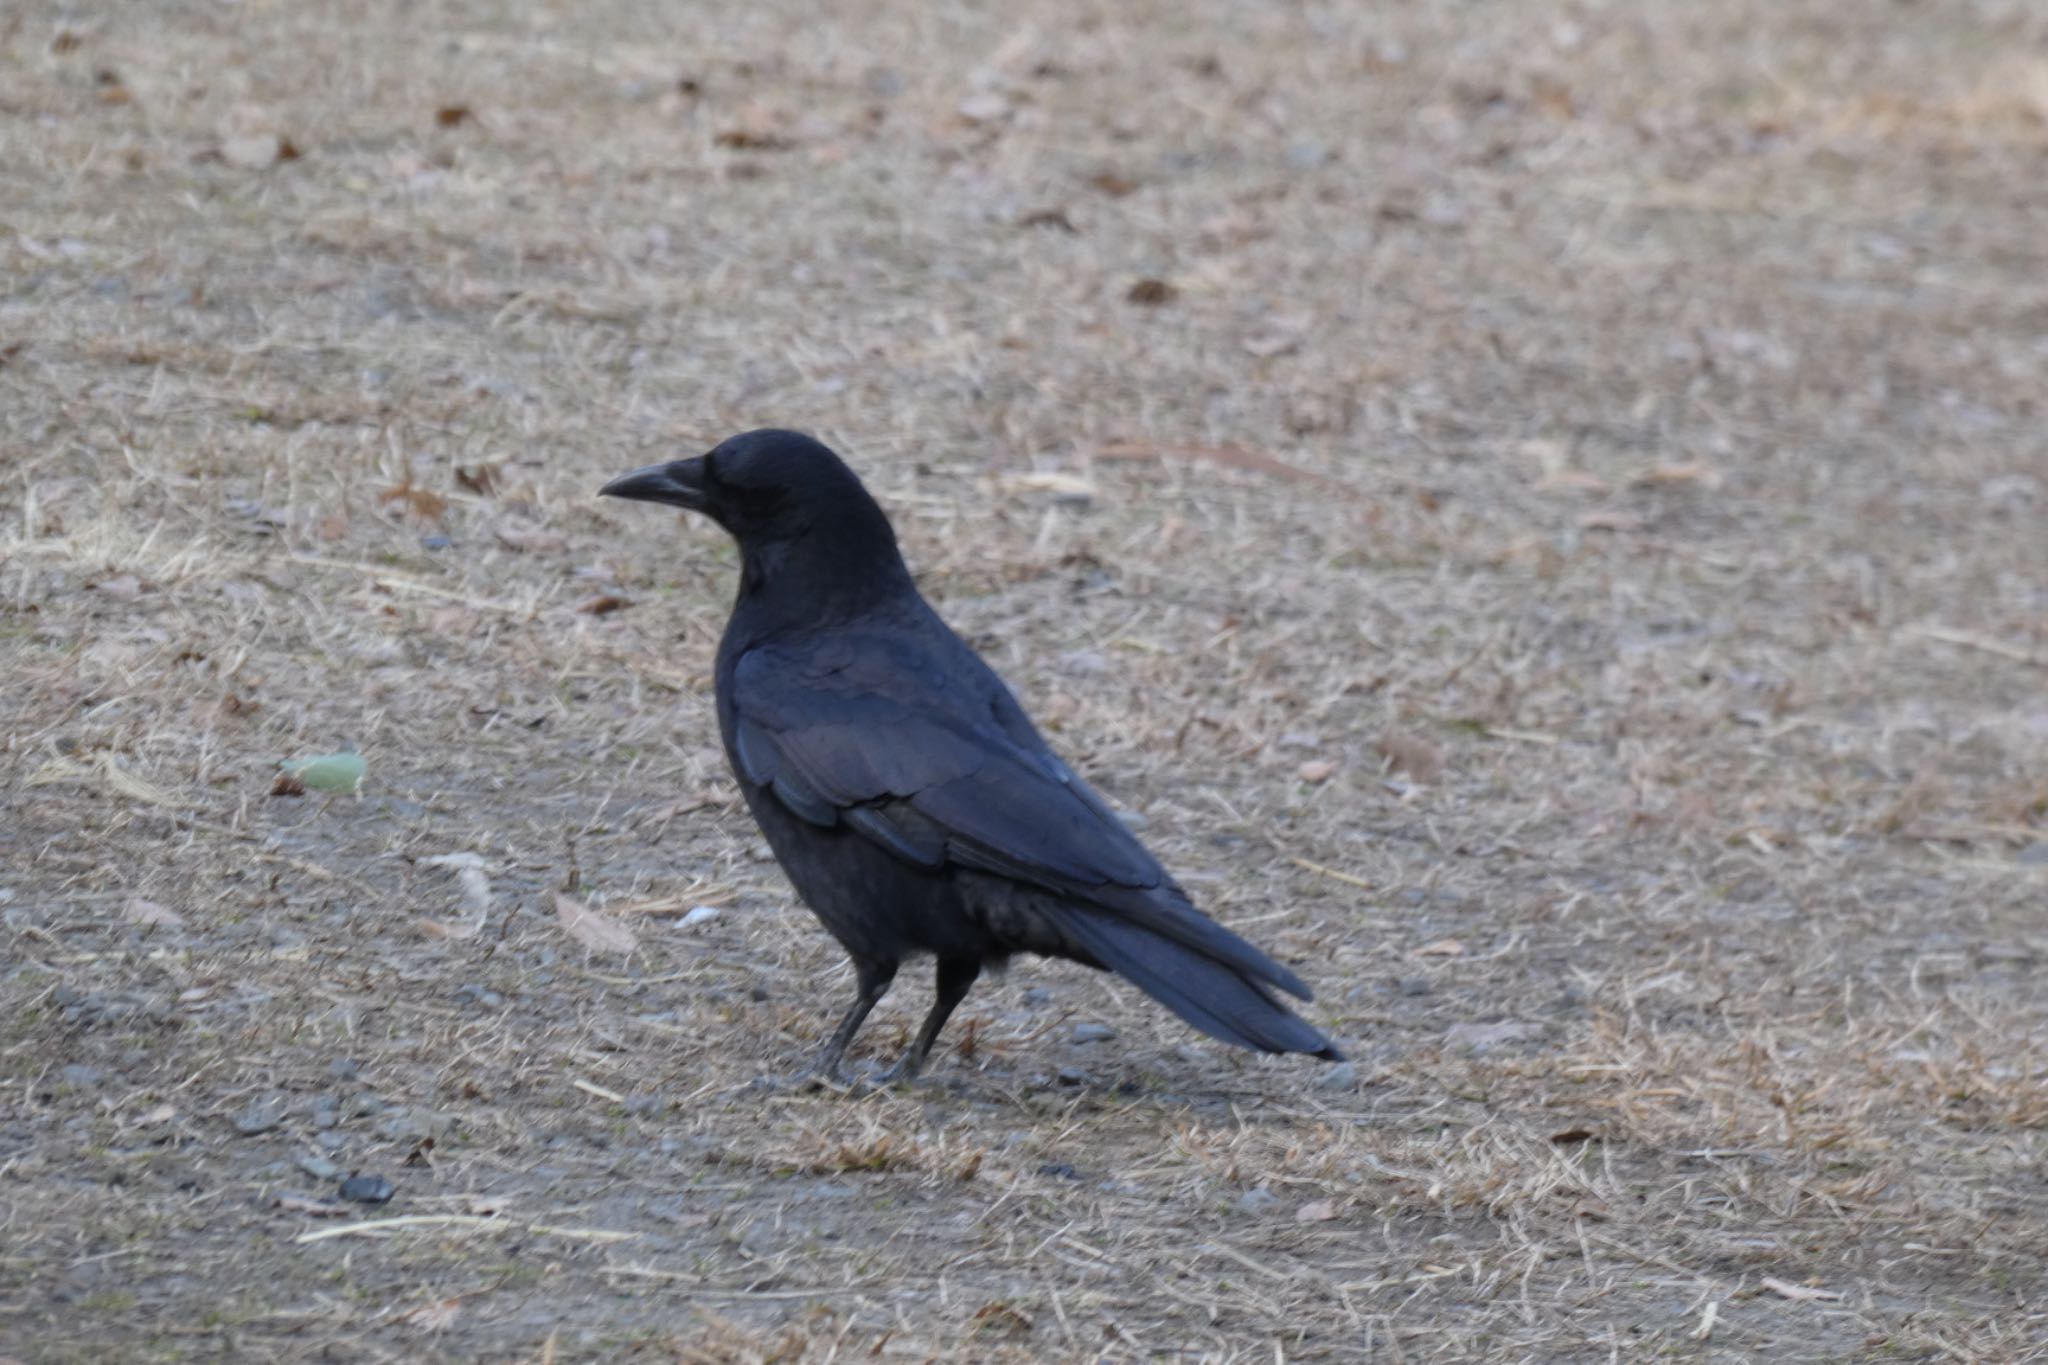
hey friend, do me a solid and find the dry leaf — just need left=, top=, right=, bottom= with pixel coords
left=124, top=898, right=184, bottom=929
left=1760, top=1277, right=1842, bottom=1303
left=1578, top=509, right=1644, bottom=532
left=1549, top=1126, right=1598, bottom=1144
left=377, top=479, right=447, bottom=521
left=1088, top=171, right=1138, bottom=197
left=1295, top=1200, right=1339, bottom=1223
left=554, top=893, right=638, bottom=956
left=454, top=462, right=501, bottom=495
left=1126, top=278, right=1177, bottom=305
left=435, top=105, right=473, bottom=128
left=1417, top=938, right=1466, bottom=957
left=576, top=593, right=631, bottom=616
left=1375, top=732, right=1444, bottom=781
left=271, top=771, right=307, bottom=797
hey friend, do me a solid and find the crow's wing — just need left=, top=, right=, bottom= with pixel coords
left=731, top=628, right=1312, bottom=1001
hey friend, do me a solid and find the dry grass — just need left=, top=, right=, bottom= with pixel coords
left=4, top=0, right=2047, bottom=1360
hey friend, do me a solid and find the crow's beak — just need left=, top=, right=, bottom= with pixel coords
left=600, top=458, right=709, bottom=510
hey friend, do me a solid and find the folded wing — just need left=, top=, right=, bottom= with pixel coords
left=732, top=629, right=1317, bottom=1009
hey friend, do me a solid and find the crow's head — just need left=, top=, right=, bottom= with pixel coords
left=601, top=429, right=884, bottom=549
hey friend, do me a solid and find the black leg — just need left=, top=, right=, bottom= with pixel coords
left=875, top=955, right=980, bottom=1083
left=804, top=958, right=896, bottom=1086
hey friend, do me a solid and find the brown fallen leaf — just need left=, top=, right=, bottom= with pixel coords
left=1126, top=278, right=1177, bottom=305
left=454, top=462, right=501, bottom=495
left=576, top=593, right=631, bottom=616
left=1375, top=731, right=1444, bottom=782
left=1088, top=171, right=1139, bottom=196
left=1549, top=1127, right=1598, bottom=1145
left=271, top=771, right=306, bottom=797
left=377, top=478, right=447, bottom=521
left=435, top=105, right=472, bottom=128
left=554, top=892, right=638, bottom=955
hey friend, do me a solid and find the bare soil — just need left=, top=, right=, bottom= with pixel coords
left=4, top=1, right=2046, bottom=1360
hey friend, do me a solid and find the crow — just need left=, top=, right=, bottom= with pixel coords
left=602, top=429, right=1341, bottom=1083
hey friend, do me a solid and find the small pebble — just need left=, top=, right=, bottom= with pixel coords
left=420, top=533, right=452, bottom=550
left=1055, top=1067, right=1090, bottom=1086
left=1038, top=1162, right=1080, bottom=1180
left=1236, top=1186, right=1280, bottom=1214
left=233, top=1094, right=288, bottom=1136
left=1314, top=1061, right=1360, bottom=1091
left=328, top=1057, right=360, bottom=1081
left=1072, top=1022, right=1115, bottom=1044
left=1023, top=987, right=1052, bottom=1008
left=61, top=1064, right=102, bottom=1088
left=297, top=1154, right=342, bottom=1181
left=1398, top=975, right=1432, bottom=997
left=339, top=1173, right=394, bottom=1204
left=315, top=1131, right=347, bottom=1152
left=679, top=905, right=721, bottom=929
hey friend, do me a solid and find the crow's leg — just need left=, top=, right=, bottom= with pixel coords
left=873, top=955, right=980, bottom=1084
left=798, top=958, right=896, bottom=1087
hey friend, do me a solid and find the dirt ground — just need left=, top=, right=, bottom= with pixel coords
left=4, top=1, right=2046, bottom=1360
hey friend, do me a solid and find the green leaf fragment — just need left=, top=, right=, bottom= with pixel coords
left=280, top=751, right=367, bottom=792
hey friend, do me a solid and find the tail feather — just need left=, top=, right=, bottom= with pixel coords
left=1047, top=907, right=1342, bottom=1059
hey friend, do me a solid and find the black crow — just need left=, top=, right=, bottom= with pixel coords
left=602, top=429, right=1341, bottom=1082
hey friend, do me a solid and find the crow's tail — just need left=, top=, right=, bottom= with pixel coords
left=1044, top=907, right=1343, bottom=1059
